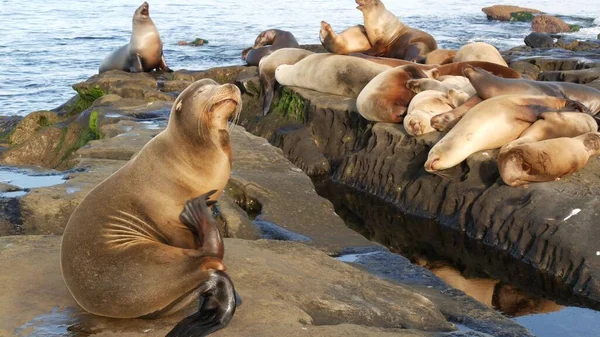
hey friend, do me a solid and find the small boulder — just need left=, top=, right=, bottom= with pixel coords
left=524, top=32, right=556, bottom=48
left=482, top=5, right=542, bottom=21
left=532, top=15, right=571, bottom=33
left=178, top=38, right=209, bottom=46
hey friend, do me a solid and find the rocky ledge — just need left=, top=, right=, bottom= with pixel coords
left=0, top=67, right=532, bottom=336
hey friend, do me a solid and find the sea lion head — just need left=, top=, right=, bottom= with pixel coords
left=355, top=0, right=380, bottom=11
left=134, top=2, right=150, bottom=19
left=254, top=29, right=277, bottom=48
left=168, top=79, right=242, bottom=146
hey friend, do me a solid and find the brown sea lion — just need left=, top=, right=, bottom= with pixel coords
left=99, top=2, right=172, bottom=73
left=404, top=89, right=470, bottom=136
left=274, top=53, right=391, bottom=97
left=464, top=66, right=600, bottom=113
left=424, top=95, right=588, bottom=172
left=407, top=75, right=475, bottom=96
left=356, top=64, right=438, bottom=123
left=453, top=42, right=508, bottom=66
left=258, top=48, right=314, bottom=115
left=430, top=96, right=483, bottom=132
left=498, top=132, right=600, bottom=187
left=319, top=21, right=372, bottom=55
left=61, top=79, right=242, bottom=336
left=242, top=29, right=300, bottom=66
left=425, top=49, right=457, bottom=65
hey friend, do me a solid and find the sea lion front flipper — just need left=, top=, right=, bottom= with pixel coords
left=130, top=54, right=144, bottom=73
left=180, top=190, right=224, bottom=259
left=166, top=270, right=237, bottom=337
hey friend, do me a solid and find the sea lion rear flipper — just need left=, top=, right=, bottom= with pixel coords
left=159, top=55, right=174, bottom=73
left=180, top=190, right=224, bottom=259
left=166, top=270, right=237, bottom=337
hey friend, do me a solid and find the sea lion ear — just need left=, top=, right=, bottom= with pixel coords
left=425, top=68, right=440, bottom=79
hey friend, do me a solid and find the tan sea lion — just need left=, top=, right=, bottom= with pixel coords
left=501, top=112, right=598, bottom=152
left=424, top=95, right=588, bottom=172
left=498, top=132, right=600, bottom=187
left=404, top=89, right=470, bottom=136
left=453, top=42, right=508, bottom=66
left=430, top=96, right=483, bottom=132
left=242, top=29, right=300, bottom=66
left=99, top=2, right=172, bottom=73
left=61, top=79, right=242, bottom=336
left=319, top=21, right=372, bottom=55
left=258, top=48, right=314, bottom=115
left=274, top=53, right=391, bottom=97
left=425, top=49, right=457, bottom=65
left=356, top=64, right=438, bottom=123
left=407, top=75, right=475, bottom=96
left=464, top=66, right=600, bottom=113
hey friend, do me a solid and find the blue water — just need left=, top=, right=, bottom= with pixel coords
left=0, top=0, right=599, bottom=116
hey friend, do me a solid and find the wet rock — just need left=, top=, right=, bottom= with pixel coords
left=168, top=66, right=248, bottom=84
left=532, top=15, right=572, bottom=34
left=214, top=194, right=261, bottom=240
left=160, top=80, right=193, bottom=93
left=73, top=70, right=173, bottom=102
left=0, top=115, right=23, bottom=147
left=509, top=61, right=541, bottom=80
left=556, top=37, right=580, bottom=50
left=482, top=5, right=542, bottom=21
left=178, top=38, right=209, bottom=46
left=524, top=32, right=556, bottom=49
left=0, top=236, right=457, bottom=337
left=538, top=67, right=600, bottom=83
left=8, top=111, right=59, bottom=145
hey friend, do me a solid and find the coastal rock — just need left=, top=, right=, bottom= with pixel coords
left=524, top=32, right=556, bottom=49
left=73, top=70, right=174, bottom=102
left=532, top=15, right=571, bottom=34
left=0, top=236, right=457, bottom=337
left=508, top=61, right=542, bottom=80
left=538, top=67, right=600, bottom=83
left=482, top=5, right=542, bottom=21
left=8, top=111, right=59, bottom=145
left=0, top=115, right=23, bottom=147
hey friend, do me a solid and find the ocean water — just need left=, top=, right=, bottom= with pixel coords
left=0, top=0, right=599, bottom=116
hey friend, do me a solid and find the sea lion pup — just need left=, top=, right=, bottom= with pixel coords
left=241, top=29, right=300, bottom=66
left=407, top=75, right=476, bottom=96
left=258, top=48, right=314, bottom=115
left=464, top=66, right=600, bottom=113
left=61, top=79, right=242, bottom=336
left=356, top=65, right=438, bottom=123
left=319, top=21, right=372, bottom=54
left=425, top=49, right=457, bottom=65
left=404, top=89, right=470, bottom=136
left=274, top=53, right=391, bottom=97
left=356, top=0, right=438, bottom=62
left=453, top=42, right=508, bottom=67
left=501, top=112, right=598, bottom=152
left=424, top=95, right=588, bottom=173
left=498, top=132, right=600, bottom=187
left=99, top=2, right=172, bottom=73
left=430, top=96, right=483, bottom=132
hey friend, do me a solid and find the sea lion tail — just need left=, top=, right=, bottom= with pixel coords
left=166, top=270, right=237, bottom=337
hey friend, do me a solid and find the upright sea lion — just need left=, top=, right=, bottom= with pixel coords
left=498, top=132, right=600, bottom=187
left=319, top=21, right=372, bottom=55
left=275, top=54, right=391, bottom=97
left=356, top=64, right=438, bottom=123
left=501, top=112, right=598, bottom=152
left=424, top=95, right=587, bottom=172
left=404, top=89, right=470, bottom=136
left=61, top=79, right=242, bottom=336
left=453, top=42, right=508, bottom=66
left=242, top=29, right=300, bottom=66
left=258, top=48, right=314, bottom=115
left=464, top=66, right=600, bottom=113
left=99, top=2, right=172, bottom=73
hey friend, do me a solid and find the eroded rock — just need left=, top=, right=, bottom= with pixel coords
left=482, top=5, right=542, bottom=21
left=532, top=15, right=572, bottom=34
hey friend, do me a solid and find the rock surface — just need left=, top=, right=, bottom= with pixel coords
left=482, top=5, right=542, bottom=21
left=532, top=15, right=572, bottom=33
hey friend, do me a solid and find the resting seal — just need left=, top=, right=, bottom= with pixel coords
left=404, top=89, right=470, bottom=136
left=275, top=54, right=390, bottom=97
left=320, top=21, right=371, bottom=55
left=407, top=75, right=475, bottom=96
left=99, top=2, right=172, bottom=73
left=61, top=79, right=241, bottom=336
left=430, top=96, right=483, bottom=132
left=498, top=132, right=600, bottom=187
left=453, top=42, right=508, bottom=67
left=424, top=95, right=588, bottom=172
left=464, top=66, right=600, bottom=113
left=242, top=29, right=300, bottom=66
left=425, top=49, right=457, bottom=65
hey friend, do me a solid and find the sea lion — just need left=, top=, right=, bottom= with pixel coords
left=425, top=49, right=457, bottom=65
left=464, top=66, right=600, bottom=113
left=407, top=75, right=475, bottom=96
left=404, top=89, right=470, bottom=136
left=356, top=64, right=438, bottom=123
left=275, top=53, right=391, bottom=97
left=242, top=29, right=300, bottom=66
left=501, top=112, right=598, bottom=152
left=424, top=95, right=588, bottom=172
left=319, top=21, right=371, bottom=55
left=430, top=96, right=483, bottom=132
left=258, top=48, right=314, bottom=115
left=99, top=2, right=172, bottom=74
left=356, top=0, right=438, bottom=62
left=61, top=79, right=242, bottom=336
left=498, top=132, right=600, bottom=187
left=453, top=42, right=508, bottom=66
